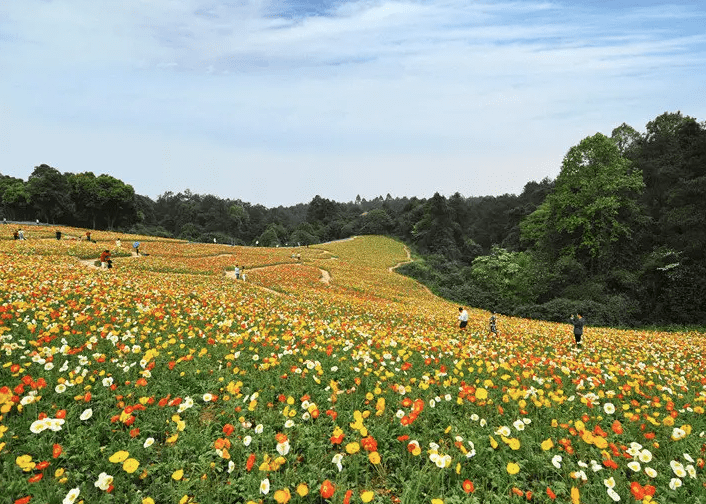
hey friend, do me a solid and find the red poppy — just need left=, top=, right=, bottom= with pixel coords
left=320, top=480, right=335, bottom=499
left=246, top=453, right=256, bottom=472
left=14, top=496, right=31, bottom=504
left=361, top=436, right=378, bottom=452
left=630, top=481, right=645, bottom=500
left=602, top=458, right=618, bottom=470
left=546, top=487, right=556, bottom=500
left=52, top=444, right=62, bottom=458
left=27, top=473, right=43, bottom=483
left=462, top=479, right=474, bottom=493
left=343, top=489, right=352, bottom=504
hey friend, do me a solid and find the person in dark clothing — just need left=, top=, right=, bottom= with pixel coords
left=489, top=312, right=498, bottom=336
left=570, top=313, right=586, bottom=349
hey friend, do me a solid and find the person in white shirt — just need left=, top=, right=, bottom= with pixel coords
left=458, top=307, right=469, bottom=330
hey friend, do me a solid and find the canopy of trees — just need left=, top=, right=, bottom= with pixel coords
left=2, top=111, right=704, bottom=327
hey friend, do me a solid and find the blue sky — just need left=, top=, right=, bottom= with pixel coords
left=1, top=0, right=704, bottom=207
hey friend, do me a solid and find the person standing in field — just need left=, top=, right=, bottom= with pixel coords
left=570, top=313, right=586, bottom=349
left=489, top=312, right=498, bottom=336
left=458, top=307, right=469, bottom=331
left=133, top=241, right=140, bottom=256
left=234, top=265, right=240, bottom=280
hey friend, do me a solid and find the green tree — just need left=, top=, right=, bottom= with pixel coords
left=67, top=172, right=101, bottom=228
left=26, top=164, right=73, bottom=223
left=359, top=208, right=394, bottom=235
left=412, top=193, right=459, bottom=258
left=470, top=246, right=542, bottom=309
left=0, top=175, right=30, bottom=220
left=611, top=122, right=642, bottom=155
left=523, top=133, right=644, bottom=271
left=95, top=174, right=136, bottom=229
left=258, top=223, right=287, bottom=247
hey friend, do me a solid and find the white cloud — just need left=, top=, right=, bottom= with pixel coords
left=1, top=0, right=705, bottom=206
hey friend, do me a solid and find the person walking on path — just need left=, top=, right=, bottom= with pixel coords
left=234, top=265, right=241, bottom=280
left=489, top=312, right=498, bottom=336
left=570, top=313, right=586, bottom=349
left=458, top=307, right=469, bottom=331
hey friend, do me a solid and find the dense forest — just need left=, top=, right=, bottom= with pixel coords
left=2, top=111, right=704, bottom=327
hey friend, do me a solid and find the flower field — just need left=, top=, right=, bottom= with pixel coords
left=1, top=230, right=705, bottom=504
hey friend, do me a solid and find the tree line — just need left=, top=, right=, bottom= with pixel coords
left=2, top=111, right=704, bottom=327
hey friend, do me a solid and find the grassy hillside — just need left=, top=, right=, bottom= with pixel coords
left=1, top=228, right=705, bottom=503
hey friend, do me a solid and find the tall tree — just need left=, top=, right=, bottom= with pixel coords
left=0, top=175, right=30, bottom=221
left=412, top=193, right=459, bottom=257
left=67, top=172, right=101, bottom=228
left=522, top=133, right=644, bottom=271
left=95, top=174, right=136, bottom=229
left=26, top=164, right=72, bottom=223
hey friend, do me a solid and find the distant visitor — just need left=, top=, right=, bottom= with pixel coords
left=570, top=313, right=586, bottom=349
left=458, top=307, right=468, bottom=330
left=489, top=312, right=498, bottom=336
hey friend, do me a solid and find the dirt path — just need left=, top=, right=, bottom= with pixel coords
left=387, top=246, right=435, bottom=296
left=226, top=263, right=332, bottom=287
left=388, top=245, right=413, bottom=272
left=79, top=258, right=100, bottom=269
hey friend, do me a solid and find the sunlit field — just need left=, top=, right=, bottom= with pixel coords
left=1, top=228, right=705, bottom=504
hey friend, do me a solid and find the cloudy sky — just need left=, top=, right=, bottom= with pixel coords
left=1, top=0, right=704, bottom=207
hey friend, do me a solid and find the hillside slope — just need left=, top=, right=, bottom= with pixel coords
left=1, top=229, right=705, bottom=503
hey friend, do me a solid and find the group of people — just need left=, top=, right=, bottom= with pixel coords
left=13, top=228, right=25, bottom=240
left=457, top=307, right=499, bottom=336
left=457, top=306, right=586, bottom=350
left=234, top=264, right=246, bottom=281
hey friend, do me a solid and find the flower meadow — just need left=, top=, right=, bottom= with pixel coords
left=1, top=229, right=705, bottom=504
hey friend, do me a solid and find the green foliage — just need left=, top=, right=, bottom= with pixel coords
left=0, top=175, right=30, bottom=220
left=27, top=164, right=73, bottom=223
left=533, top=133, right=644, bottom=268
left=4, top=111, right=705, bottom=326
left=470, top=247, right=539, bottom=307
